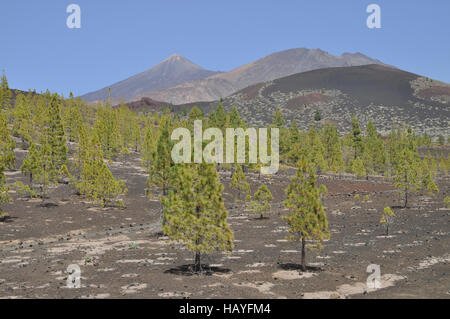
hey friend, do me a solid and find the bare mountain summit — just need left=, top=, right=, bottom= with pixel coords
left=80, top=54, right=221, bottom=102
left=137, top=48, right=387, bottom=104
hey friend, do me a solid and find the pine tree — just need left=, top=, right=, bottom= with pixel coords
left=321, top=122, right=344, bottom=173
left=188, top=106, right=203, bottom=127
left=283, top=158, right=329, bottom=271
left=34, top=133, right=57, bottom=203
left=392, top=143, right=422, bottom=208
left=12, top=93, right=33, bottom=144
left=0, top=165, right=10, bottom=220
left=46, top=94, right=68, bottom=170
left=76, top=135, right=127, bottom=207
left=351, top=157, right=366, bottom=179
left=94, top=102, right=121, bottom=158
left=362, top=120, right=386, bottom=178
left=380, top=207, right=395, bottom=236
left=229, top=106, right=243, bottom=128
left=248, top=184, right=273, bottom=219
left=230, top=165, right=250, bottom=201
left=272, top=107, right=286, bottom=128
left=306, top=125, right=328, bottom=173
left=0, top=70, right=11, bottom=110
left=162, top=163, right=234, bottom=272
left=351, top=115, right=364, bottom=159
left=147, top=118, right=174, bottom=196
left=141, top=118, right=157, bottom=172
left=62, top=93, right=84, bottom=142
left=0, top=111, right=16, bottom=170
left=21, top=142, right=40, bottom=186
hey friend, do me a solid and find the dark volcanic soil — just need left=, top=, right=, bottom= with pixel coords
left=0, top=153, right=449, bottom=299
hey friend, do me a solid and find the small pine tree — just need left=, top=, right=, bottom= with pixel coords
left=21, top=142, right=40, bottom=186
left=351, top=115, right=364, bottom=160
left=77, top=135, right=127, bottom=207
left=0, top=156, right=11, bottom=220
left=0, top=70, right=11, bottom=110
left=162, top=163, right=234, bottom=272
left=392, top=145, right=422, bottom=208
left=46, top=94, right=68, bottom=170
left=283, top=158, right=330, bottom=271
left=230, top=165, right=250, bottom=201
left=380, top=207, right=395, bottom=236
left=147, top=118, right=174, bottom=196
left=12, top=93, right=33, bottom=144
left=351, top=157, right=366, bottom=179
left=0, top=111, right=16, bottom=170
left=272, top=107, right=286, bottom=128
left=314, top=110, right=322, bottom=121
left=248, top=184, right=273, bottom=219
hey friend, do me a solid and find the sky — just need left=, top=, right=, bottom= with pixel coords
left=0, top=0, right=449, bottom=97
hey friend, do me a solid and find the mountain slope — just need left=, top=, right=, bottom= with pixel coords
left=80, top=54, right=221, bottom=102
left=175, top=64, right=450, bottom=137
left=138, top=48, right=387, bottom=104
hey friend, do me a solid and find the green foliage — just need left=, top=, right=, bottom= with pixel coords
left=0, top=70, right=11, bottom=110
left=380, top=207, right=395, bottom=236
left=351, top=157, right=366, bottom=179
left=76, top=134, right=127, bottom=207
left=351, top=115, right=363, bottom=159
left=13, top=181, right=39, bottom=198
left=314, top=110, right=322, bottom=121
left=362, top=120, right=386, bottom=177
left=321, top=122, right=344, bottom=173
left=147, top=118, right=175, bottom=196
left=283, top=158, right=329, bottom=271
left=0, top=110, right=16, bottom=170
left=141, top=118, right=157, bottom=172
left=248, top=184, right=273, bottom=219
left=272, top=107, right=286, bottom=128
left=12, top=93, right=33, bottom=144
left=162, top=163, right=234, bottom=272
left=46, top=94, right=68, bottom=170
left=94, top=102, right=121, bottom=158
left=230, top=165, right=250, bottom=201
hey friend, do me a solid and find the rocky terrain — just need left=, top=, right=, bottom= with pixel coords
left=177, top=65, right=450, bottom=137
left=0, top=152, right=449, bottom=299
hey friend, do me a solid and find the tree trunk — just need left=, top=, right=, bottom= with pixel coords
left=301, top=237, right=306, bottom=272
left=404, top=185, right=408, bottom=208
left=194, top=251, right=201, bottom=273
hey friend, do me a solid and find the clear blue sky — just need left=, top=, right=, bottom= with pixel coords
left=1, top=0, right=449, bottom=97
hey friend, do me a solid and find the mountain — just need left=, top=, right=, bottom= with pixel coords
left=80, top=54, right=221, bottom=103
left=174, top=64, right=450, bottom=137
left=136, top=48, right=387, bottom=104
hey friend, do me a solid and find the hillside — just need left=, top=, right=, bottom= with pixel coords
left=80, top=54, right=221, bottom=103
left=131, top=48, right=387, bottom=104
left=175, top=64, right=450, bottom=137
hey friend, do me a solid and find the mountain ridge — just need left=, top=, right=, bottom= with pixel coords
left=80, top=54, right=221, bottom=103
left=135, top=48, right=388, bottom=104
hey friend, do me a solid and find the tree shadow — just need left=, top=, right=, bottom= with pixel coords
left=0, top=215, right=17, bottom=223
left=39, top=202, right=59, bottom=208
left=249, top=216, right=270, bottom=221
left=278, top=263, right=323, bottom=273
left=164, top=264, right=231, bottom=277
